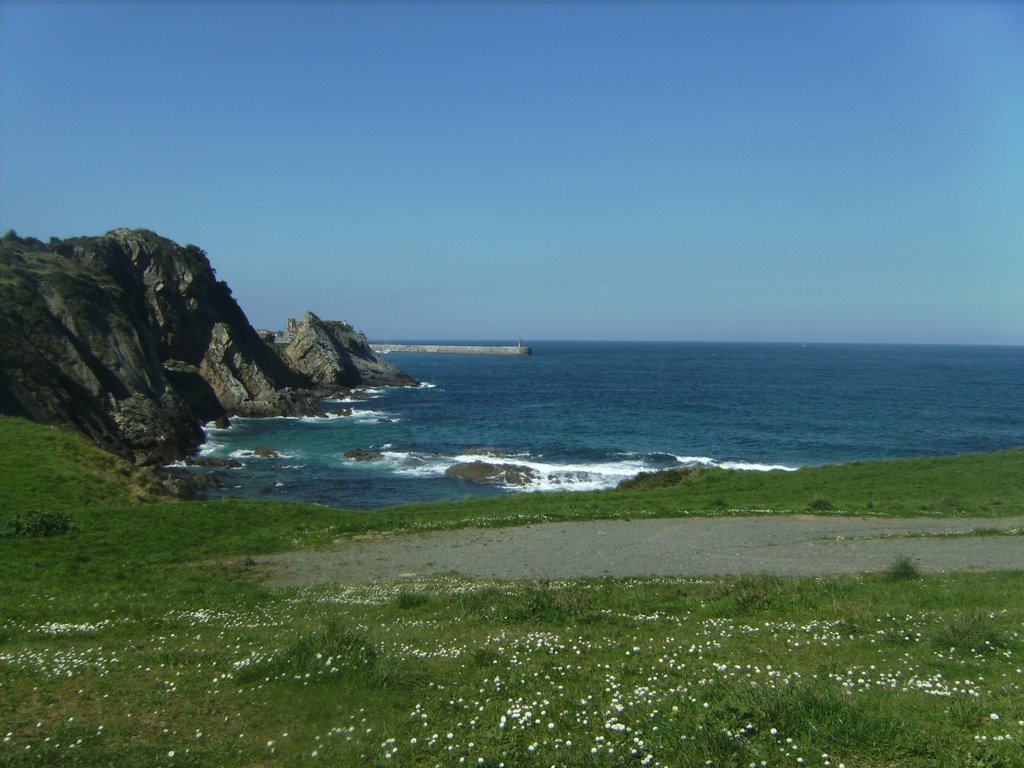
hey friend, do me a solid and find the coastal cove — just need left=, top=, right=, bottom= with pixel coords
left=183, top=342, right=1024, bottom=510
left=5, top=3, right=1024, bottom=764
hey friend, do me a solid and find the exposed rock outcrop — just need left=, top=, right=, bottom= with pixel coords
left=344, top=448, right=384, bottom=462
left=281, top=312, right=418, bottom=388
left=445, top=461, right=538, bottom=487
left=0, top=228, right=417, bottom=464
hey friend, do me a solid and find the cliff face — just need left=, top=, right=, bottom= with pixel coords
left=0, top=228, right=416, bottom=464
left=281, top=312, right=418, bottom=388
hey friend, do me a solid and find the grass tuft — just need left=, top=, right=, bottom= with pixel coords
left=934, top=610, right=1006, bottom=651
left=234, top=617, right=377, bottom=683
left=714, top=573, right=784, bottom=613
left=719, top=678, right=899, bottom=745
left=459, top=581, right=596, bottom=623
left=394, top=588, right=431, bottom=609
left=471, top=646, right=501, bottom=666
left=886, top=554, right=922, bottom=580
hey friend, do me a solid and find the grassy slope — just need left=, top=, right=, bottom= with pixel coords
left=0, top=416, right=151, bottom=511
left=1, top=416, right=1022, bottom=767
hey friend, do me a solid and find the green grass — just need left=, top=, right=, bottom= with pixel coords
left=1, top=416, right=1023, bottom=766
left=3, top=570, right=1022, bottom=767
left=0, top=416, right=161, bottom=511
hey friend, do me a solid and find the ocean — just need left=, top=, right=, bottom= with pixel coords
left=187, top=342, right=1024, bottom=510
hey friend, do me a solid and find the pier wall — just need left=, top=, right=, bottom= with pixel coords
left=370, top=343, right=531, bottom=357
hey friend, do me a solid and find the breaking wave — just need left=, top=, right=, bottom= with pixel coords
left=338, top=447, right=796, bottom=493
left=671, top=455, right=798, bottom=472
left=229, top=448, right=297, bottom=460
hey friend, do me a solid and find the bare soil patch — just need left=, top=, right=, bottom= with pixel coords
left=250, top=514, right=1024, bottom=586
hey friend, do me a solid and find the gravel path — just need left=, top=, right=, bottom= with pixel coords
left=255, top=514, right=1024, bottom=586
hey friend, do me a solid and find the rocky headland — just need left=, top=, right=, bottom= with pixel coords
left=0, top=228, right=417, bottom=465
left=281, top=311, right=418, bottom=389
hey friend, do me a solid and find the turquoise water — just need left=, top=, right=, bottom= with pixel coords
left=188, top=342, right=1024, bottom=509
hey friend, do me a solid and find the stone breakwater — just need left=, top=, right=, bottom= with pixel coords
left=370, top=343, right=531, bottom=356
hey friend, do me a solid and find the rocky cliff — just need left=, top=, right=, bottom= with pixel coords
left=281, top=312, right=418, bottom=388
left=0, top=228, right=416, bottom=464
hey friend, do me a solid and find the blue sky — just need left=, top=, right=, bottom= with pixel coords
left=1, top=2, right=1022, bottom=344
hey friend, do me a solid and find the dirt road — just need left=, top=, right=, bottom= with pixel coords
left=253, top=514, right=1024, bottom=586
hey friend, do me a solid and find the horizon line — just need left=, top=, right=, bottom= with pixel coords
left=366, top=338, right=1024, bottom=349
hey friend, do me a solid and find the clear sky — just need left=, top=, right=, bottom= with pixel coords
left=1, top=2, right=1022, bottom=344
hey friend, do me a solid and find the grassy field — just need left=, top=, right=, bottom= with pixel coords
left=1, top=416, right=1022, bottom=766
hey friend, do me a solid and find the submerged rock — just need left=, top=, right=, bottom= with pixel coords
left=344, top=448, right=384, bottom=462
left=182, top=455, right=243, bottom=469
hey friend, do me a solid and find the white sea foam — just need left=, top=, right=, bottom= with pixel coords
left=503, top=456, right=651, bottom=493
left=379, top=450, right=447, bottom=476
left=715, top=459, right=797, bottom=472
left=348, top=409, right=399, bottom=423
left=377, top=451, right=654, bottom=492
left=321, top=388, right=386, bottom=405
left=198, top=440, right=224, bottom=457
left=672, top=455, right=798, bottom=472
left=309, top=407, right=398, bottom=421
left=349, top=388, right=385, bottom=400
left=299, top=412, right=347, bottom=422
left=337, top=449, right=443, bottom=474
left=376, top=449, right=798, bottom=493
left=198, top=420, right=232, bottom=455
left=672, top=455, right=718, bottom=466
left=230, top=448, right=297, bottom=460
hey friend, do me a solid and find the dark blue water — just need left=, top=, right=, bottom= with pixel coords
left=187, top=343, right=1024, bottom=509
